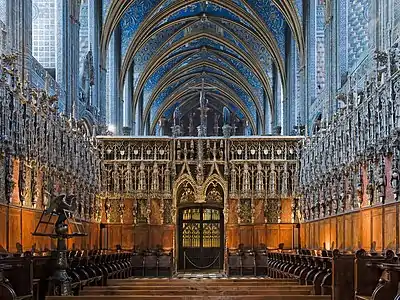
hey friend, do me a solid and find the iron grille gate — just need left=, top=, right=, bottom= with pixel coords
left=178, top=206, right=224, bottom=271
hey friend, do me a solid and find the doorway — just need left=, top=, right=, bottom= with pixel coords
left=178, top=206, right=224, bottom=271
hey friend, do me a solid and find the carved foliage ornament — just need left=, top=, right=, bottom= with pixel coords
left=206, top=181, right=223, bottom=203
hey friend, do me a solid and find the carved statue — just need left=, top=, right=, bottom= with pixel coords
left=223, top=106, right=230, bottom=125
left=331, top=187, right=338, bottom=215
left=138, top=163, right=146, bottom=191
left=391, top=165, right=399, bottom=201
left=230, top=167, right=237, bottom=195
left=173, top=106, right=181, bottom=127
left=269, top=164, right=277, bottom=196
left=104, top=198, right=111, bottom=223
left=347, top=180, right=354, bottom=210
left=164, top=165, right=171, bottom=194
left=206, top=184, right=223, bottom=203
left=376, top=161, right=386, bottom=203
left=366, top=183, right=374, bottom=206
left=118, top=199, right=125, bottom=223
left=213, top=112, right=219, bottom=133
left=188, top=112, right=195, bottom=136
left=180, top=183, right=195, bottom=203
left=242, top=163, right=251, bottom=195
left=255, top=163, right=264, bottom=195
left=390, top=43, right=400, bottom=74
left=151, top=163, right=159, bottom=192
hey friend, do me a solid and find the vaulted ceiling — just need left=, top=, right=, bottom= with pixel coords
left=100, top=0, right=304, bottom=134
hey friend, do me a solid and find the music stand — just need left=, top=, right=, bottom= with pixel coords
left=32, top=194, right=87, bottom=296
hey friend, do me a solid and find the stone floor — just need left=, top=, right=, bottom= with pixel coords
left=131, top=271, right=268, bottom=280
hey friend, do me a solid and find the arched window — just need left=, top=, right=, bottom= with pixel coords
left=0, top=0, right=6, bottom=24
left=32, top=0, right=57, bottom=77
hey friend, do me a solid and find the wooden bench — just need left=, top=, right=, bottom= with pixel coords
left=266, top=249, right=332, bottom=296
left=354, top=249, right=396, bottom=300
left=369, top=262, right=400, bottom=299
left=0, top=256, right=33, bottom=300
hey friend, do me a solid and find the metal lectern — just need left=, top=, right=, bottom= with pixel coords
left=32, top=194, right=87, bottom=296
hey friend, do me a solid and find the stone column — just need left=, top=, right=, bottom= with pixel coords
left=106, top=29, right=122, bottom=134
left=56, top=0, right=81, bottom=117
left=7, top=0, right=32, bottom=82
left=88, top=0, right=101, bottom=109
left=264, top=88, right=272, bottom=134
left=123, top=65, right=133, bottom=135
left=272, top=65, right=283, bottom=135
left=305, top=0, right=316, bottom=135
left=325, top=0, right=338, bottom=120
left=99, top=66, right=107, bottom=124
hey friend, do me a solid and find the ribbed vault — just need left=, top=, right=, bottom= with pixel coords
left=100, top=0, right=304, bottom=136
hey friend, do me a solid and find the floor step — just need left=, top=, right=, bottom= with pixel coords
left=81, top=287, right=313, bottom=296
left=47, top=296, right=331, bottom=300
left=83, top=285, right=307, bottom=291
left=108, top=278, right=298, bottom=285
left=103, top=281, right=299, bottom=287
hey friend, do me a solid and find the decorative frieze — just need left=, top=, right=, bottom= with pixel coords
left=98, top=136, right=301, bottom=225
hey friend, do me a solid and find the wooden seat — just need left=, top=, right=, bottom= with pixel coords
left=355, top=296, right=372, bottom=300
left=0, top=257, right=34, bottom=300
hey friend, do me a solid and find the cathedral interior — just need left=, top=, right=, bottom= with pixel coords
left=0, top=0, right=400, bottom=299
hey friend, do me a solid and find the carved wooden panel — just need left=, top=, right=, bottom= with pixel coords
left=300, top=222, right=307, bottom=248
left=226, top=224, right=239, bottom=248
left=162, top=225, right=174, bottom=250
left=150, top=199, right=162, bottom=225
left=8, top=207, right=21, bottom=252
left=253, top=200, right=264, bottom=224
left=122, top=224, right=134, bottom=250
left=123, top=198, right=134, bottom=224
left=280, top=199, right=292, bottom=223
left=322, top=219, right=330, bottom=249
left=371, top=207, right=383, bottom=251
left=266, top=224, right=279, bottom=248
left=330, top=217, right=337, bottom=249
left=315, top=221, right=321, bottom=249
left=11, top=160, right=20, bottom=205
left=253, top=225, right=267, bottom=246
left=0, top=204, right=7, bottom=249
left=239, top=225, right=253, bottom=247
left=109, top=224, right=122, bottom=249
left=359, top=209, right=370, bottom=249
left=337, top=216, right=344, bottom=249
left=383, top=204, right=397, bottom=249
left=134, top=225, right=149, bottom=249
left=149, top=225, right=163, bottom=248
left=21, top=209, right=36, bottom=251
left=89, top=223, right=100, bottom=249
left=344, top=214, right=352, bottom=250
left=352, top=212, right=361, bottom=250
left=279, top=224, right=293, bottom=249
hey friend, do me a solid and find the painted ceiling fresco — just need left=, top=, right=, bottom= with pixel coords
left=102, top=0, right=303, bottom=134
